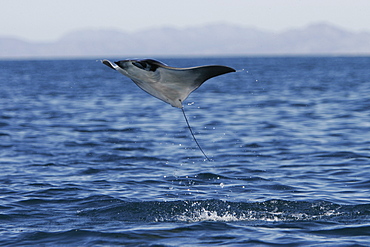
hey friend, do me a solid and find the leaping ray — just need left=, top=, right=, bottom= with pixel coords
left=102, top=58, right=236, bottom=160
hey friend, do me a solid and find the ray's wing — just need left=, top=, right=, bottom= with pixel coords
left=151, top=65, right=235, bottom=108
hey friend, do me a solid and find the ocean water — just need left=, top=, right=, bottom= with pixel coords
left=0, top=56, right=370, bottom=246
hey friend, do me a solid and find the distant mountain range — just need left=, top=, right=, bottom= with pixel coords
left=1, top=22, right=370, bottom=59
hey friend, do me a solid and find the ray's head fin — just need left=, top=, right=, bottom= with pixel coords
left=102, top=59, right=117, bottom=70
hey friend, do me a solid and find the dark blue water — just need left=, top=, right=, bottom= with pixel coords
left=1, top=57, right=370, bottom=246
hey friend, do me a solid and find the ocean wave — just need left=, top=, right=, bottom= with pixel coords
left=77, top=199, right=370, bottom=224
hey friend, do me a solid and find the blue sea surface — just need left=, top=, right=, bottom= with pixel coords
left=0, top=56, right=370, bottom=246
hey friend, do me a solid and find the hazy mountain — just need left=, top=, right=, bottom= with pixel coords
left=1, top=22, right=369, bottom=59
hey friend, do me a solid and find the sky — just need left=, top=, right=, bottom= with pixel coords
left=1, top=0, right=370, bottom=42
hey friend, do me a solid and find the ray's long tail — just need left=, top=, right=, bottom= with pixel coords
left=181, top=107, right=211, bottom=161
